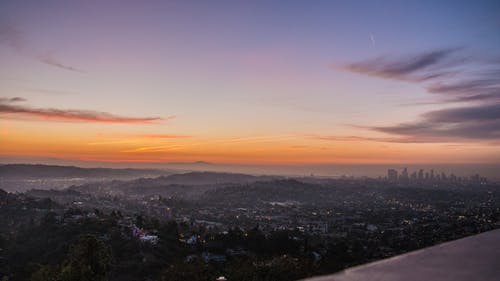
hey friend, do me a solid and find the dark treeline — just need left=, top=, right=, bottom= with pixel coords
left=0, top=192, right=319, bottom=281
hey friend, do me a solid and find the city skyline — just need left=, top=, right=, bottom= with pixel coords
left=1, top=1, right=499, bottom=166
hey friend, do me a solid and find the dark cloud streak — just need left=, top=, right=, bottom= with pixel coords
left=340, top=49, right=500, bottom=143
left=0, top=23, right=25, bottom=52
left=313, top=135, right=434, bottom=143
left=25, top=88, right=75, bottom=96
left=0, top=22, right=83, bottom=72
left=0, top=97, right=164, bottom=124
left=423, top=103, right=500, bottom=123
left=345, top=48, right=500, bottom=104
left=345, top=48, right=460, bottom=82
left=0, top=97, right=26, bottom=103
left=37, top=54, right=83, bottom=72
left=372, top=103, right=500, bottom=142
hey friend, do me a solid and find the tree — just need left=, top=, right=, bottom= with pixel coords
left=59, top=235, right=112, bottom=281
left=161, top=261, right=217, bottom=281
left=135, top=214, right=144, bottom=229
left=31, top=265, right=59, bottom=281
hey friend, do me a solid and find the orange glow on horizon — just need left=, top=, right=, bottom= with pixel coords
left=1, top=117, right=498, bottom=166
left=1, top=126, right=498, bottom=165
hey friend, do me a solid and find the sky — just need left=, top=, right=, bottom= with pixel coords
left=0, top=0, right=499, bottom=167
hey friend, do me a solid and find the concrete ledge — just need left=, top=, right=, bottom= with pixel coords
left=302, top=228, right=500, bottom=281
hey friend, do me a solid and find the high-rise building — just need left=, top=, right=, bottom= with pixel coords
left=388, top=169, right=398, bottom=182
left=410, top=172, right=417, bottom=182
left=450, top=173, right=457, bottom=182
left=400, top=167, right=409, bottom=184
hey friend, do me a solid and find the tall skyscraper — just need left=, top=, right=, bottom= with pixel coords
left=400, top=168, right=409, bottom=184
left=388, top=169, right=398, bottom=182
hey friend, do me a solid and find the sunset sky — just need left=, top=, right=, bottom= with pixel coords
left=1, top=0, right=499, bottom=166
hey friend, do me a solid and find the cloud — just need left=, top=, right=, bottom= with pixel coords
left=344, top=48, right=460, bottom=82
left=337, top=49, right=500, bottom=143
left=316, top=135, right=393, bottom=142
left=371, top=103, right=500, bottom=142
left=37, top=53, right=83, bottom=72
left=289, top=145, right=307, bottom=149
left=133, top=134, right=191, bottom=139
left=25, top=88, right=75, bottom=96
left=422, top=103, right=500, bottom=123
left=344, top=48, right=500, bottom=104
left=0, top=22, right=82, bottom=72
left=313, top=135, right=433, bottom=144
left=121, top=145, right=185, bottom=153
left=0, top=97, right=26, bottom=103
left=426, top=77, right=500, bottom=103
left=327, top=103, right=500, bottom=143
left=90, top=132, right=190, bottom=141
left=427, top=79, right=497, bottom=95
left=0, top=97, right=164, bottom=124
left=0, top=23, right=26, bottom=52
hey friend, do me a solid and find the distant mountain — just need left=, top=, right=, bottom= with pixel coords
left=200, top=179, right=332, bottom=206
left=70, top=171, right=283, bottom=199
left=79, top=171, right=280, bottom=189
left=154, top=171, right=278, bottom=185
left=0, top=164, right=171, bottom=179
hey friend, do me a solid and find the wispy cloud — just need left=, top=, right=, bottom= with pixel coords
left=422, top=103, right=500, bottom=123
left=0, top=97, right=164, bottom=124
left=37, top=53, right=83, bottom=72
left=344, top=48, right=500, bottom=104
left=344, top=48, right=461, bottom=82
left=78, top=157, right=169, bottom=163
left=426, top=75, right=500, bottom=103
left=368, top=103, right=500, bottom=142
left=289, top=145, right=307, bottom=149
left=133, top=134, right=191, bottom=139
left=338, top=48, right=500, bottom=143
left=0, top=23, right=82, bottom=72
left=312, top=135, right=433, bottom=144
left=88, top=133, right=190, bottom=143
left=25, top=88, right=76, bottom=96
left=221, top=135, right=296, bottom=144
left=121, top=145, right=185, bottom=153
left=0, top=23, right=25, bottom=52
left=87, top=139, right=142, bottom=146
left=0, top=97, right=26, bottom=103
